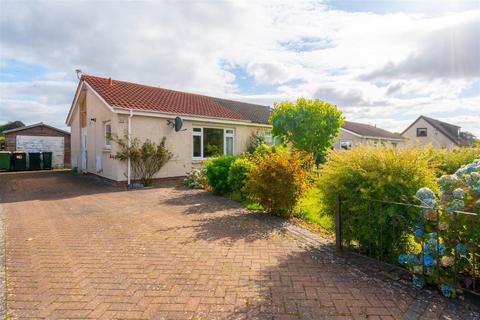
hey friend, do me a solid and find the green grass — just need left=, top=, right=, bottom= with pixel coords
left=295, top=186, right=335, bottom=232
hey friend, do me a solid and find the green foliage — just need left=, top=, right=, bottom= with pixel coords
left=204, top=155, right=237, bottom=195
left=318, top=146, right=438, bottom=260
left=246, top=149, right=314, bottom=217
left=246, top=132, right=266, bottom=153
left=228, top=157, right=254, bottom=197
left=295, top=186, right=335, bottom=232
left=112, top=134, right=173, bottom=186
left=424, top=147, right=480, bottom=176
left=270, top=98, right=343, bottom=162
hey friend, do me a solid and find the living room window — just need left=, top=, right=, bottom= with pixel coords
left=417, top=128, right=427, bottom=137
left=192, top=127, right=234, bottom=160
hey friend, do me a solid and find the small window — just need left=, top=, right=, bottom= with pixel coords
left=417, top=128, right=427, bottom=137
left=340, top=140, right=352, bottom=150
left=104, top=121, right=112, bottom=149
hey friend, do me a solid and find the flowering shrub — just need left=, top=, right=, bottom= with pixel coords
left=228, top=157, right=254, bottom=198
left=400, top=159, right=480, bottom=298
left=422, top=146, right=480, bottom=177
left=246, top=149, right=314, bottom=217
left=318, top=146, right=438, bottom=260
left=204, top=155, right=237, bottom=195
left=184, top=168, right=208, bottom=189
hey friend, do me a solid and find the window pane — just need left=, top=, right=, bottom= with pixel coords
left=105, top=123, right=112, bottom=146
left=225, top=136, right=233, bottom=155
left=193, top=135, right=201, bottom=158
left=193, top=127, right=202, bottom=133
left=204, top=128, right=224, bottom=157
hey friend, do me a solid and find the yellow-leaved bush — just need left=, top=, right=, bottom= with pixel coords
left=246, top=149, right=314, bottom=217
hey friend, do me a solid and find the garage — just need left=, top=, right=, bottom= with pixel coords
left=3, top=122, right=71, bottom=168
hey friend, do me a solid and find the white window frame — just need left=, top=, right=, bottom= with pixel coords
left=104, top=121, right=112, bottom=149
left=192, top=126, right=235, bottom=160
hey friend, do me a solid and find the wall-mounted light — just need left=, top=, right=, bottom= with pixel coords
left=90, top=118, right=96, bottom=123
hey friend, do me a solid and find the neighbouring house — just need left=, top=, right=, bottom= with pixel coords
left=402, top=115, right=470, bottom=149
left=65, top=74, right=272, bottom=183
left=333, top=121, right=405, bottom=150
left=3, top=122, right=71, bottom=168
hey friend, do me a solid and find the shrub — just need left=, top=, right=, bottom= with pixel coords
left=399, top=159, right=480, bottom=298
left=113, top=135, right=173, bottom=186
left=246, top=149, right=314, bottom=217
left=184, top=168, right=208, bottom=189
left=204, top=155, right=237, bottom=194
left=318, top=146, right=438, bottom=260
left=425, top=147, right=480, bottom=176
left=228, top=157, right=254, bottom=197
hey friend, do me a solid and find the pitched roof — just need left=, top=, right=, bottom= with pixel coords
left=402, top=115, right=461, bottom=145
left=81, top=75, right=271, bottom=124
left=3, top=122, right=70, bottom=135
left=0, top=121, right=25, bottom=133
left=342, top=121, right=404, bottom=140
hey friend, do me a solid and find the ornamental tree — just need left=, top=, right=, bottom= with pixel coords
left=270, top=98, right=343, bottom=163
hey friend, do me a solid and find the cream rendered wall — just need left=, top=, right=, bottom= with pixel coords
left=70, top=104, right=81, bottom=169
left=112, top=115, right=269, bottom=182
left=402, top=118, right=457, bottom=149
left=84, top=89, right=120, bottom=180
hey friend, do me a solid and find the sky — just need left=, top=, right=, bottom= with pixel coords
left=0, top=0, right=479, bottom=135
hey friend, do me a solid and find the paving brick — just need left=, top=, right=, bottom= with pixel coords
left=1, top=172, right=478, bottom=320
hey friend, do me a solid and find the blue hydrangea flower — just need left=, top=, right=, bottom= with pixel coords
left=406, top=252, right=418, bottom=265
left=398, top=254, right=408, bottom=265
left=437, top=175, right=459, bottom=192
left=422, top=245, right=432, bottom=256
left=476, top=199, right=480, bottom=209
left=437, top=244, right=446, bottom=256
left=412, top=275, right=424, bottom=289
left=416, top=187, right=435, bottom=201
left=422, top=255, right=434, bottom=267
left=413, top=225, right=424, bottom=238
left=427, top=232, right=438, bottom=240
left=456, top=243, right=468, bottom=256
left=447, top=199, right=465, bottom=212
left=452, top=188, right=464, bottom=199
left=440, top=283, right=453, bottom=298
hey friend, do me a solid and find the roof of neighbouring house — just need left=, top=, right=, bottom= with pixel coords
left=81, top=74, right=272, bottom=124
left=342, top=121, right=404, bottom=140
left=402, top=115, right=461, bottom=145
left=3, top=122, right=70, bottom=135
left=0, top=121, right=25, bottom=133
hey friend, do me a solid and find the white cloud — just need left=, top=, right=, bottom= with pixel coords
left=0, top=0, right=479, bottom=136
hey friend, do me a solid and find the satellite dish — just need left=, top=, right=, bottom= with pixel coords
left=174, top=117, right=183, bottom=132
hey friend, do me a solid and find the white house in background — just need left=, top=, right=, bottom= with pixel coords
left=402, top=115, right=470, bottom=149
left=333, top=121, right=406, bottom=150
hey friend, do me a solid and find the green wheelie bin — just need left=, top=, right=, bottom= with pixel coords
left=0, top=151, right=11, bottom=171
left=28, top=152, right=42, bottom=170
left=12, top=151, right=27, bottom=171
left=42, top=151, right=53, bottom=170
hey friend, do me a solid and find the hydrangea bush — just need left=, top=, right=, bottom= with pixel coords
left=400, top=159, right=480, bottom=298
left=183, top=168, right=208, bottom=189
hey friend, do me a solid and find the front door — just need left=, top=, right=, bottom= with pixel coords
left=81, top=127, right=88, bottom=173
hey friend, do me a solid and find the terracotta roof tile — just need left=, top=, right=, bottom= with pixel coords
left=81, top=75, right=268, bottom=122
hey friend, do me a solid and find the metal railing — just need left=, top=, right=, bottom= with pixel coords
left=335, top=195, right=479, bottom=296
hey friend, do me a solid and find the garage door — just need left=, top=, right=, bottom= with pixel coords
left=16, top=135, right=65, bottom=168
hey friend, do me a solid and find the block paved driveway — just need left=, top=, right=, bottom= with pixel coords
left=0, top=171, right=478, bottom=320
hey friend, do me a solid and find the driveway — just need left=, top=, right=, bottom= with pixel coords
left=0, top=172, right=478, bottom=320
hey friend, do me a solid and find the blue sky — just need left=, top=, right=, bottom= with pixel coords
left=0, top=0, right=479, bottom=135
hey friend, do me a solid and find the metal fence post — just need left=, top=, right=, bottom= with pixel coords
left=335, top=194, right=342, bottom=251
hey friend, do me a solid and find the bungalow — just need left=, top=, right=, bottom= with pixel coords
left=334, top=121, right=405, bottom=150
left=65, top=74, right=272, bottom=183
left=401, top=115, right=470, bottom=149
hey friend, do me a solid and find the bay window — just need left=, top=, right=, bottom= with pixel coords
left=192, top=127, right=235, bottom=160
